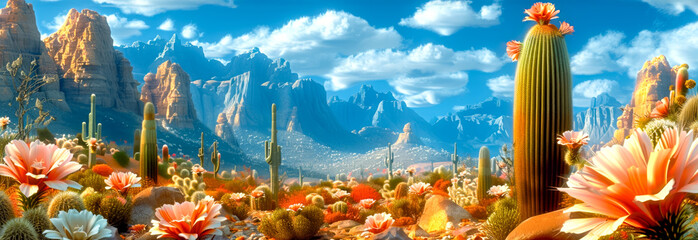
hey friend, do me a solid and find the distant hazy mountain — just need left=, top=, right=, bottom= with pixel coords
left=432, top=97, right=513, bottom=151
left=575, top=93, right=623, bottom=145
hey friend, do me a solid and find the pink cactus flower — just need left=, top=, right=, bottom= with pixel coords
left=0, top=140, right=81, bottom=198
left=558, top=21, right=574, bottom=36
left=150, top=196, right=226, bottom=240
left=506, top=40, right=522, bottom=61
left=105, top=172, right=141, bottom=194
left=408, top=182, right=432, bottom=196
left=650, top=97, right=671, bottom=119
left=487, top=184, right=510, bottom=198
left=364, top=213, right=394, bottom=234
left=359, top=199, right=376, bottom=209
left=250, top=190, right=265, bottom=198
left=287, top=203, right=304, bottom=212
left=406, top=166, right=416, bottom=175
left=333, top=190, right=350, bottom=199
left=229, top=193, right=246, bottom=201
left=559, top=128, right=698, bottom=239
left=192, top=165, right=206, bottom=175
left=557, top=130, right=589, bottom=150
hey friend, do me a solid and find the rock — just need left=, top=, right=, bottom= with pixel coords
left=574, top=93, right=623, bottom=146
left=613, top=55, right=676, bottom=141
left=214, top=112, right=239, bottom=146
left=43, top=9, right=141, bottom=112
left=0, top=0, right=67, bottom=108
left=140, top=61, right=197, bottom=128
left=408, top=225, right=430, bottom=238
left=417, top=195, right=474, bottom=233
left=394, top=122, right=423, bottom=145
left=330, top=220, right=360, bottom=229
left=129, top=187, right=185, bottom=226
left=505, top=208, right=583, bottom=240
left=372, top=227, right=410, bottom=240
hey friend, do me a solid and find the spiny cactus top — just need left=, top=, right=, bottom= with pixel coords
left=507, top=2, right=574, bottom=62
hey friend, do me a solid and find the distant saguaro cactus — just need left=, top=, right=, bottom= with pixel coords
left=477, top=146, right=492, bottom=201
left=81, top=94, right=102, bottom=168
left=198, top=132, right=205, bottom=168
left=211, top=141, right=220, bottom=178
left=265, top=104, right=282, bottom=201
left=451, top=143, right=459, bottom=174
left=384, top=143, right=394, bottom=180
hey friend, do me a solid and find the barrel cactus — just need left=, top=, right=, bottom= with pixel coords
left=477, top=146, right=492, bottom=201
left=0, top=191, right=14, bottom=226
left=0, top=218, right=38, bottom=240
left=47, top=192, right=85, bottom=218
left=508, top=2, right=574, bottom=221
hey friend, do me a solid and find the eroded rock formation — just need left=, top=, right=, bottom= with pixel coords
left=394, top=122, right=423, bottom=145
left=140, top=61, right=197, bottom=127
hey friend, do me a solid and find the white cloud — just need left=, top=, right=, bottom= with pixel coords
left=452, top=105, right=467, bottom=111
left=486, top=75, right=514, bottom=98
left=158, top=18, right=175, bottom=31
left=105, top=14, right=149, bottom=45
left=326, top=43, right=506, bottom=107
left=572, top=21, right=698, bottom=77
left=639, top=0, right=698, bottom=14
left=181, top=23, right=200, bottom=39
left=573, top=79, right=619, bottom=107
left=92, top=0, right=236, bottom=16
left=399, top=0, right=501, bottom=36
left=192, top=10, right=402, bottom=75
left=45, top=13, right=68, bottom=31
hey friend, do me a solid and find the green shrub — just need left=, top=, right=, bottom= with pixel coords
left=21, top=207, right=50, bottom=240
left=220, top=194, right=251, bottom=221
left=112, top=151, right=130, bottom=168
left=388, top=196, right=425, bottom=220
left=482, top=206, right=520, bottom=240
left=47, top=192, right=84, bottom=218
left=259, top=205, right=324, bottom=240
left=35, top=128, right=54, bottom=144
left=0, top=218, right=38, bottom=240
left=387, top=177, right=405, bottom=189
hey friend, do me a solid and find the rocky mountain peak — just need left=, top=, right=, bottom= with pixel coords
left=394, top=122, right=423, bottom=145
left=590, top=93, right=621, bottom=108
left=140, top=60, right=197, bottom=127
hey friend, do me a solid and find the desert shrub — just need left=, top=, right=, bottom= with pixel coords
left=465, top=205, right=488, bottom=219
left=323, top=205, right=361, bottom=224
left=432, top=179, right=451, bottom=196
left=482, top=205, right=519, bottom=240
left=279, top=190, right=310, bottom=209
left=35, top=128, right=54, bottom=144
left=112, top=151, right=130, bottom=168
left=350, top=184, right=382, bottom=203
left=393, top=217, right=416, bottom=227
left=259, top=205, right=324, bottom=240
left=423, top=170, right=453, bottom=185
left=91, top=164, right=113, bottom=177
left=317, top=181, right=333, bottom=188
left=220, top=193, right=250, bottom=220
left=389, top=196, right=425, bottom=220
left=387, top=177, right=405, bottom=189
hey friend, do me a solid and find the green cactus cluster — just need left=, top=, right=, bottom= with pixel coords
left=477, top=146, right=492, bottom=201
left=511, top=4, right=574, bottom=220
left=448, top=178, right=478, bottom=208
left=331, top=201, right=348, bottom=214
left=191, top=191, right=208, bottom=204
left=258, top=205, right=325, bottom=240
left=140, top=102, right=159, bottom=184
left=80, top=94, right=102, bottom=168
left=47, top=192, right=85, bottom=218
left=172, top=174, right=206, bottom=201
left=220, top=193, right=251, bottom=221
left=67, top=169, right=106, bottom=192
left=0, top=218, right=38, bottom=240
left=384, top=143, right=394, bottom=179
left=82, top=191, right=132, bottom=232
left=21, top=207, right=51, bottom=240
left=265, top=104, right=282, bottom=201
left=310, top=195, right=324, bottom=208
left=250, top=185, right=275, bottom=211
left=0, top=191, right=15, bottom=227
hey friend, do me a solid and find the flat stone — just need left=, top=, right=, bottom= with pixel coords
left=372, top=227, right=410, bottom=240
left=417, top=195, right=474, bottom=233
left=331, top=220, right=361, bottom=229
left=129, top=187, right=185, bottom=226
left=506, top=208, right=584, bottom=240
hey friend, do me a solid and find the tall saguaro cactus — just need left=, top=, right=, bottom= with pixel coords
left=451, top=143, right=459, bottom=174
left=198, top=132, right=205, bottom=168
left=508, top=3, right=574, bottom=221
left=477, top=146, right=492, bottom=201
left=81, top=94, right=102, bottom=168
left=384, top=143, right=394, bottom=180
left=211, top=141, right=220, bottom=178
left=298, top=167, right=304, bottom=187
left=265, top=104, right=282, bottom=201
left=133, top=129, right=140, bottom=158
left=139, top=102, right=158, bottom=184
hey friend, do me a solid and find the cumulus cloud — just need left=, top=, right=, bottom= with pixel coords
left=181, top=24, right=201, bottom=39
left=486, top=75, right=514, bottom=98
left=571, top=21, right=698, bottom=77
left=639, top=0, right=698, bottom=14
left=399, top=0, right=501, bottom=36
left=158, top=18, right=175, bottom=31
left=192, top=10, right=402, bottom=75
left=326, top=43, right=506, bottom=107
left=92, top=0, right=236, bottom=16
left=45, top=12, right=68, bottom=31
left=104, top=14, right=149, bottom=45
left=572, top=79, right=620, bottom=107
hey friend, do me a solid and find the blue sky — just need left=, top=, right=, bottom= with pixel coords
left=22, top=0, right=698, bottom=119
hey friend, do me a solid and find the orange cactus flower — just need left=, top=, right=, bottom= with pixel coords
left=105, top=171, right=141, bottom=194
left=0, top=140, right=81, bottom=198
left=408, top=182, right=432, bottom=196
left=359, top=198, right=376, bottom=209
left=558, top=21, right=574, bottom=36
left=129, top=224, right=147, bottom=234
left=650, top=97, right=670, bottom=118
left=229, top=193, right=246, bottom=201
left=250, top=190, right=265, bottom=198
left=506, top=40, right=522, bottom=62
left=0, top=117, right=9, bottom=130
left=150, top=196, right=226, bottom=240
left=364, top=213, right=394, bottom=234
left=557, top=130, right=589, bottom=150
left=523, top=2, right=559, bottom=25
left=287, top=203, right=304, bottom=212
left=559, top=128, right=698, bottom=239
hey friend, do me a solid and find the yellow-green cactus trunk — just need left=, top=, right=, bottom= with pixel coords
left=140, top=102, right=159, bottom=184
left=513, top=24, right=572, bottom=221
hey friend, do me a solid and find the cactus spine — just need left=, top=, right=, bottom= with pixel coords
left=298, top=167, right=304, bottom=187
left=133, top=129, right=140, bottom=158
left=384, top=143, right=394, bottom=179
left=265, top=104, right=282, bottom=201
left=451, top=143, right=459, bottom=174
left=81, top=94, right=102, bottom=168
left=139, top=102, right=158, bottom=184
left=211, top=141, right=220, bottom=178
left=198, top=132, right=205, bottom=168
left=511, top=4, right=573, bottom=221
left=477, top=146, right=492, bottom=201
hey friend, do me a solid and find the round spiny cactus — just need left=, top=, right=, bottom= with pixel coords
left=191, top=191, right=208, bottom=204
left=0, top=218, right=38, bottom=240
left=21, top=208, right=50, bottom=240
left=0, top=191, right=15, bottom=226
left=47, top=192, right=85, bottom=218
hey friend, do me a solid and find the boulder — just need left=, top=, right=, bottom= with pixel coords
left=417, top=195, right=474, bottom=233
left=372, top=227, right=410, bottom=240
left=506, top=208, right=583, bottom=240
left=129, top=187, right=185, bottom=226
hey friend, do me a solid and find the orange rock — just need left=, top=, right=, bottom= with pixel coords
left=505, top=208, right=583, bottom=240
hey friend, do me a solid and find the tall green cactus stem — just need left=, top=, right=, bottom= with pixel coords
left=477, top=146, right=492, bottom=201
left=451, top=143, right=459, bottom=175
left=211, top=141, right=220, bottom=178
left=139, top=102, right=158, bottom=184
left=298, top=167, right=304, bottom=187
left=265, top=104, right=282, bottom=201
left=133, top=129, right=140, bottom=158
left=384, top=143, right=394, bottom=180
left=198, top=132, right=205, bottom=168
left=81, top=94, right=102, bottom=168
left=162, top=144, right=169, bottom=163
left=675, top=64, right=689, bottom=103
left=679, top=96, right=698, bottom=128
left=512, top=4, right=573, bottom=221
